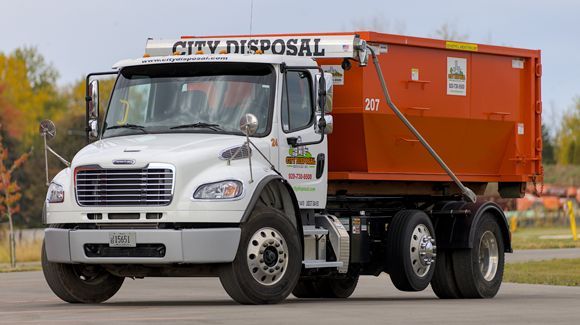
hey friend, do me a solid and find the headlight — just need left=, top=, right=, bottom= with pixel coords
left=46, top=182, right=65, bottom=203
left=193, top=180, right=243, bottom=200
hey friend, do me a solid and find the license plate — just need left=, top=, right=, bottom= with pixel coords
left=108, top=232, right=136, bottom=247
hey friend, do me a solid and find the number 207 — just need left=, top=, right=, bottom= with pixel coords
left=364, top=98, right=380, bottom=111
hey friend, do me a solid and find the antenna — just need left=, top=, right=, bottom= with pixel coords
left=249, top=0, right=254, bottom=35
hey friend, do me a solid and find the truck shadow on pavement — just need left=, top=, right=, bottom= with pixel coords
left=83, top=296, right=439, bottom=308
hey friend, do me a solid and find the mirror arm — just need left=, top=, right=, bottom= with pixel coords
left=46, top=144, right=71, bottom=168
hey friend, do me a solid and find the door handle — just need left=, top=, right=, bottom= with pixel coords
left=316, top=153, right=325, bottom=179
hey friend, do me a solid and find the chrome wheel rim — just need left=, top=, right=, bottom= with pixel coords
left=479, top=231, right=499, bottom=281
left=247, top=227, right=288, bottom=286
left=409, top=224, right=436, bottom=277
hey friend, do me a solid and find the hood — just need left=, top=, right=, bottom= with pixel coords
left=72, top=133, right=257, bottom=169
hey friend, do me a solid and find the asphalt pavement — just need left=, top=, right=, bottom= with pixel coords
left=1, top=271, right=579, bottom=324
left=507, top=248, right=580, bottom=263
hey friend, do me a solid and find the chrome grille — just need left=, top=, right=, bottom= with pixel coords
left=75, top=165, right=174, bottom=206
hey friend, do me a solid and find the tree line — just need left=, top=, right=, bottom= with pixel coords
left=0, top=47, right=113, bottom=227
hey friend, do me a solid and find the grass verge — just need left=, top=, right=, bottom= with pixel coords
left=0, top=239, right=43, bottom=264
left=511, top=227, right=580, bottom=250
left=0, top=262, right=41, bottom=273
left=504, top=258, right=580, bottom=286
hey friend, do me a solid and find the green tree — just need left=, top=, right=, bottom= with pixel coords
left=13, top=46, right=59, bottom=91
left=557, top=98, right=580, bottom=165
left=542, top=124, right=556, bottom=165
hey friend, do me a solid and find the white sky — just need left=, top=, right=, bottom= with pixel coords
left=0, top=0, right=577, bottom=131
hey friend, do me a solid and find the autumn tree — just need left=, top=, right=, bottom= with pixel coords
left=18, top=76, right=116, bottom=227
left=0, top=128, right=30, bottom=267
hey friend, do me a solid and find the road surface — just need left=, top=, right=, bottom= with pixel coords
left=0, top=271, right=579, bottom=324
left=507, top=248, right=580, bottom=263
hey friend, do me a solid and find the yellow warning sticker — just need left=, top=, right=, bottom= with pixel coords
left=445, top=41, right=478, bottom=52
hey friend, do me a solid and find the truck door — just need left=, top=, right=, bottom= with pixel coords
left=277, top=70, right=328, bottom=209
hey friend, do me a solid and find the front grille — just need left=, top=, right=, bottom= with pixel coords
left=75, top=165, right=174, bottom=206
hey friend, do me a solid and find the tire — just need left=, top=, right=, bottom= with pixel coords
left=317, top=271, right=360, bottom=298
left=41, top=242, right=124, bottom=303
left=452, top=213, right=505, bottom=298
left=386, top=210, right=436, bottom=292
left=293, top=270, right=359, bottom=299
left=292, top=278, right=321, bottom=298
left=219, top=207, right=301, bottom=304
left=430, top=249, right=462, bottom=299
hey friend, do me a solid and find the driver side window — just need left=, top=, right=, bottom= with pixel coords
left=281, top=71, right=313, bottom=133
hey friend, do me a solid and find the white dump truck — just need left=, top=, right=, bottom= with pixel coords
left=41, top=32, right=543, bottom=304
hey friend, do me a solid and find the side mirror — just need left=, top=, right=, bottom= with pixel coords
left=39, top=119, right=56, bottom=141
left=315, top=114, right=333, bottom=135
left=315, top=72, right=334, bottom=113
left=39, top=119, right=70, bottom=185
left=88, top=80, right=99, bottom=119
left=240, top=113, right=259, bottom=136
left=88, top=119, right=99, bottom=139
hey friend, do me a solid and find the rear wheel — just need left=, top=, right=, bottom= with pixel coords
left=452, top=214, right=505, bottom=298
left=292, top=269, right=359, bottom=299
left=219, top=207, right=301, bottom=304
left=386, top=210, right=436, bottom=292
left=42, top=242, right=124, bottom=303
left=317, top=269, right=360, bottom=298
left=292, top=278, right=321, bottom=298
left=430, top=249, right=462, bottom=299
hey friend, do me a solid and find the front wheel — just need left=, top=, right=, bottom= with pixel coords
left=41, top=242, right=124, bottom=303
left=219, top=207, right=301, bottom=304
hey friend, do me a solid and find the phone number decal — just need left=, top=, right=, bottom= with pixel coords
left=288, top=173, right=313, bottom=180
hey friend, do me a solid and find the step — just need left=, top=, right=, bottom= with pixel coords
left=302, top=226, right=328, bottom=236
left=303, top=260, right=343, bottom=269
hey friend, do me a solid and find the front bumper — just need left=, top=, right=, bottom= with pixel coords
left=44, top=227, right=240, bottom=264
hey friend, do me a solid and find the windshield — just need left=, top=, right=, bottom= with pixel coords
left=102, top=62, right=276, bottom=138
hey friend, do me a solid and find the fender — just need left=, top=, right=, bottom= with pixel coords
left=241, top=175, right=302, bottom=227
left=434, top=201, right=512, bottom=253
left=240, top=175, right=304, bottom=253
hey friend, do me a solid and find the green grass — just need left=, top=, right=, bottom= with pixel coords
left=511, top=227, right=580, bottom=250
left=504, top=258, right=580, bottom=286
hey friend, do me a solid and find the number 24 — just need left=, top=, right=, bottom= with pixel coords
left=365, top=98, right=380, bottom=111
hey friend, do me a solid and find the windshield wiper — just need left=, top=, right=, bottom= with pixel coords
left=170, top=122, right=224, bottom=131
left=106, top=123, right=148, bottom=133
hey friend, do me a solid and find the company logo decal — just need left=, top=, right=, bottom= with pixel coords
left=285, top=138, right=315, bottom=166
left=113, top=159, right=136, bottom=165
left=172, top=38, right=328, bottom=56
